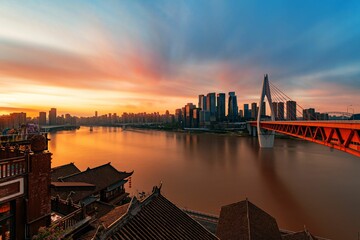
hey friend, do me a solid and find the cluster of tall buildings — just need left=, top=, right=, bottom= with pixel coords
left=175, top=92, right=239, bottom=128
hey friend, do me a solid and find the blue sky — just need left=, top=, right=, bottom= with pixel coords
left=0, top=0, right=359, bottom=115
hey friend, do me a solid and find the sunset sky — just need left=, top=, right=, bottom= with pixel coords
left=1, top=1, right=360, bottom=117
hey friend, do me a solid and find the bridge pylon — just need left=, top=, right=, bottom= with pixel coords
left=257, top=74, right=276, bottom=148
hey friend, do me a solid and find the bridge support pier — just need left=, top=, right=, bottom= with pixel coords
left=258, top=131, right=275, bottom=148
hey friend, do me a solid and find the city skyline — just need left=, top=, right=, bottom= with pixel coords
left=1, top=1, right=360, bottom=117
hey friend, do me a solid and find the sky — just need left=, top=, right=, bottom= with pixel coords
left=1, top=0, right=360, bottom=117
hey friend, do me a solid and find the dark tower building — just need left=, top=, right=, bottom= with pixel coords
left=198, top=95, right=207, bottom=111
left=286, top=101, right=297, bottom=120
left=206, top=93, right=216, bottom=122
left=49, top=108, right=57, bottom=126
left=251, top=102, right=258, bottom=120
left=228, top=92, right=238, bottom=122
left=217, top=93, right=226, bottom=122
left=39, top=112, right=47, bottom=126
left=278, top=102, right=284, bottom=120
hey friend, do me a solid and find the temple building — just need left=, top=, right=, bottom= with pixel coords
left=51, top=162, right=133, bottom=205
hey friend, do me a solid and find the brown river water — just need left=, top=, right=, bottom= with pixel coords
left=49, top=127, right=360, bottom=239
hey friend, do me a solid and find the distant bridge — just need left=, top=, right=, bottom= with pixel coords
left=41, top=125, right=79, bottom=132
left=250, top=74, right=360, bottom=157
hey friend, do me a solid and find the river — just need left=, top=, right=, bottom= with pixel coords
left=48, top=126, right=360, bottom=239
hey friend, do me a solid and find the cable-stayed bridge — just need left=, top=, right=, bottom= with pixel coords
left=249, top=75, right=360, bottom=157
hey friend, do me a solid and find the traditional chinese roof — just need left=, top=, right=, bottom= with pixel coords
left=216, top=199, right=282, bottom=240
left=59, top=163, right=133, bottom=194
left=93, top=186, right=218, bottom=240
left=51, top=162, right=81, bottom=182
left=51, top=163, right=132, bottom=203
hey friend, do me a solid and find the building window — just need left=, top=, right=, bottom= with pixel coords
left=0, top=202, right=14, bottom=240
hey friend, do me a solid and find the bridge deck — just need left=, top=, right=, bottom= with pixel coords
left=250, top=120, right=360, bottom=157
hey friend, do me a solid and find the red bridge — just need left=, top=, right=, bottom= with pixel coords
left=251, top=74, right=360, bottom=157
left=250, top=121, right=360, bottom=157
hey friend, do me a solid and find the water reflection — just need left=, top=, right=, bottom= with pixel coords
left=49, top=127, right=360, bottom=239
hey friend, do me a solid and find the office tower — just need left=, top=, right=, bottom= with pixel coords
left=185, top=103, right=196, bottom=128
left=181, top=107, right=186, bottom=128
left=260, top=101, right=266, bottom=117
left=251, top=102, right=257, bottom=120
left=175, top=109, right=182, bottom=123
left=239, top=110, right=244, bottom=119
left=192, top=108, right=200, bottom=128
left=198, top=95, right=207, bottom=111
left=286, top=101, right=297, bottom=120
left=272, top=102, right=278, bottom=120
left=303, top=108, right=316, bottom=120
left=95, top=111, right=98, bottom=117
left=49, top=108, right=57, bottom=125
left=278, top=102, right=284, bottom=120
left=228, top=92, right=238, bottom=122
left=206, top=93, right=216, bottom=121
left=217, top=93, right=226, bottom=122
left=243, top=104, right=251, bottom=120
left=39, top=112, right=46, bottom=126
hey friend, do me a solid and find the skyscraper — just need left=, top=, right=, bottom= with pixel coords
left=278, top=102, right=284, bottom=120
left=303, top=108, right=316, bottom=120
left=198, top=95, right=207, bottom=111
left=272, top=102, right=278, bottom=120
left=49, top=108, right=57, bottom=125
left=251, top=102, right=257, bottom=120
left=286, top=101, right=297, bottom=120
left=228, top=92, right=238, bottom=122
left=39, top=112, right=46, bottom=126
left=243, top=104, right=251, bottom=120
left=260, top=101, right=266, bottom=117
left=217, top=93, right=226, bottom=122
left=185, top=103, right=196, bottom=128
left=206, top=93, right=216, bottom=121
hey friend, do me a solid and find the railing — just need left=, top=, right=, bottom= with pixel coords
left=52, top=208, right=85, bottom=232
left=0, top=156, right=27, bottom=180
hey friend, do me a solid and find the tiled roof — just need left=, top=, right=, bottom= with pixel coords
left=98, top=203, right=130, bottom=228
left=51, top=162, right=81, bottom=182
left=59, top=163, right=133, bottom=195
left=216, top=199, right=282, bottom=240
left=51, top=163, right=132, bottom=203
left=94, top=186, right=218, bottom=240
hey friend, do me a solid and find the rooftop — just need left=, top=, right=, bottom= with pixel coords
left=92, top=186, right=218, bottom=240
left=51, top=162, right=81, bottom=182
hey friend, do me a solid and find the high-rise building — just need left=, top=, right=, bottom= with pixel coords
left=303, top=108, right=316, bottom=120
left=286, top=101, right=297, bottom=120
left=251, top=102, right=257, bottom=120
left=192, top=108, right=200, bottom=128
left=206, top=93, right=216, bottom=121
left=243, top=104, right=251, bottom=120
left=278, top=102, right=284, bottom=120
left=49, top=108, right=57, bottom=125
left=198, top=95, right=207, bottom=111
left=260, top=101, right=266, bottom=117
left=272, top=102, right=278, bottom=119
left=39, top=112, right=46, bottom=126
left=217, top=93, right=226, bottom=122
left=185, top=103, right=196, bottom=128
left=95, top=111, right=98, bottom=117
left=228, top=92, right=238, bottom=122
left=175, top=109, right=182, bottom=124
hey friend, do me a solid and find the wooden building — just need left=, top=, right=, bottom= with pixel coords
left=0, top=135, right=51, bottom=239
